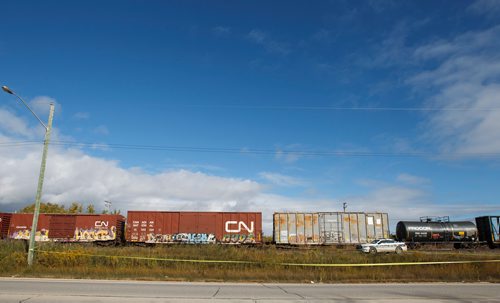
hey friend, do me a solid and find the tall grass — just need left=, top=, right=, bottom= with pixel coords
left=1, top=241, right=498, bottom=282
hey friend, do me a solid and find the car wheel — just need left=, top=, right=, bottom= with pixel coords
left=369, top=247, right=377, bottom=254
left=395, top=246, right=403, bottom=254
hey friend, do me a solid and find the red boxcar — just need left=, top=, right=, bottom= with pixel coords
left=126, top=211, right=262, bottom=244
left=0, top=213, right=12, bottom=239
left=8, top=213, right=125, bottom=243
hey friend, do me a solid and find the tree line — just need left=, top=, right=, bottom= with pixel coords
left=18, top=202, right=120, bottom=215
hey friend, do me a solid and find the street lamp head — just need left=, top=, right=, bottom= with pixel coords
left=2, top=86, right=14, bottom=95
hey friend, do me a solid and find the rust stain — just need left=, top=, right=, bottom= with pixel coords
left=280, top=216, right=286, bottom=225
left=296, top=215, right=304, bottom=228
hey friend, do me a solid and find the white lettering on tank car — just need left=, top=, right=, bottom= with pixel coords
left=408, top=226, right=432, bottom=231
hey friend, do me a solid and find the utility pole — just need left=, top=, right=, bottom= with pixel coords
left=2, top=85, right=54, bottom=266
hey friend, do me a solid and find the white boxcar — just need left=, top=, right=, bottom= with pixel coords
left=273, top=212, right=389, bottom=245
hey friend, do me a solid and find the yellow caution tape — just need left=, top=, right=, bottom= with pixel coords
left=279, top=260, right=500, bottom=267
left=37, top=250, right=258, bottom=264
left=37, top=250, right=500, bottom=267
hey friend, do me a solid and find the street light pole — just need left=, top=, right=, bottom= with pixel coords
left=2, top=85, right=55, bottom=266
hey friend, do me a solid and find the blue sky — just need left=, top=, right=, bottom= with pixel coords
left=1, top=0, right=500, bottom=233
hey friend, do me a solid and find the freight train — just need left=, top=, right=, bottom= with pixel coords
left=0, top=211, right=498, bottom=249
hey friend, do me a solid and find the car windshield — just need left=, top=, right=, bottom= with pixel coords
left=370, top=240, right=379, bottom=244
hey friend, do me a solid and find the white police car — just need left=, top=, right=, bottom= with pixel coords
left=358, top=239, right=407, bottom=254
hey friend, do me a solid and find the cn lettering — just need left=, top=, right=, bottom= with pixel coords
left=225, top=221, right=254, bottom=233
left=95, top=221, right=109, bottom=227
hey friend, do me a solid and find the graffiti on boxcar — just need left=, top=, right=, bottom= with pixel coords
left=221, top=233, right=256, bottom=244
left=74, top=225, right=117, bottom=241
left=323, top=231, right=342, bottom=242
left=12, top=229, right=49, bottom=241
left=145, top=233, right=217, bottom=244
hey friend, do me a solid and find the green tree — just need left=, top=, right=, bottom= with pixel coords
left=86, top=203, right=96, bottom=214
left=19, top=202, right=66, bottom=214
left=68, top=202, right=83, bottom=214
left=101, top=209, right=121, bottom=215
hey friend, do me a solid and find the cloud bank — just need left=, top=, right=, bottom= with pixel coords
left=411, top=25, right=500, bottom=155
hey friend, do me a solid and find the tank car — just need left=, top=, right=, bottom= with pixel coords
left=396, top=218, right=478, bottom=245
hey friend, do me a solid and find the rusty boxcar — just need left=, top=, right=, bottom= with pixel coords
left=273, top=212, right=390, bottom=245
left=8, top=213, right=125, bottom=243
left=126, top=211, right=262, bottom=244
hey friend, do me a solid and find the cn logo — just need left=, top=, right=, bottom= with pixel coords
left=95, top=221, right=109, bottom=227
left=225, top=221, right=254, bottom=233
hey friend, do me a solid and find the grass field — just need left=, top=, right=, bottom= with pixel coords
left=1, top=241, right=499, bottom=283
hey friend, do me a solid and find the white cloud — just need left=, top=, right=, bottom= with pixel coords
left=0, top=108, right=36, bottom=138
left=410, top=25, right=500, bottom=155
left=29, top=96, right=61, bottom=117
left=0, top=95, right=61, bottom=140
left=397, top=173, right=430, bottom=186
left=274, top=144, right=305, bottom=163
left=364, top=19, right=429, bottom=68
left=347, top=185, right=427, bottom=216
left=259, top=172, right=306, bottom=187
left=413, top=25, right=500, bottom=61
left=467, top=0, right=500, bottom=16
left=45, top=153, right=262, bottom=210
left=0, top=143, right=264, bottom=212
